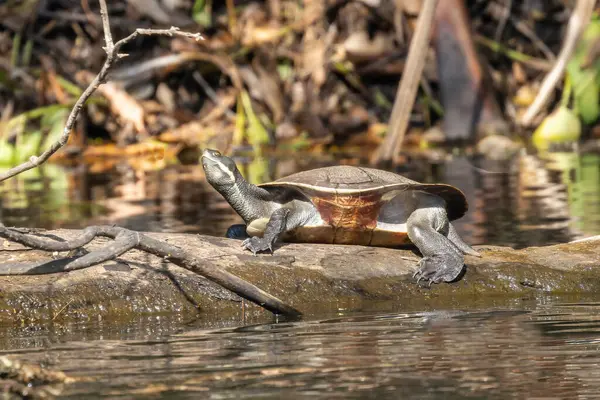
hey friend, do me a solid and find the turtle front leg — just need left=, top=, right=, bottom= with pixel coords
left=242, top=208, right=291, bottom=255
left=407, top=207, right=465, bottom=285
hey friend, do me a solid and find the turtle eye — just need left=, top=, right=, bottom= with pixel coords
left=212, top=150, right=222, bottom=157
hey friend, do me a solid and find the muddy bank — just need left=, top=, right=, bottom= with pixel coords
left=0, top=230, right=599, bottom=323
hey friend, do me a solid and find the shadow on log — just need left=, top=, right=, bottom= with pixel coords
left=0, top=229, right=599, bottom=324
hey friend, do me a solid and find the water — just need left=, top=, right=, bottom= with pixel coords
left=3, top=298, right=600, bottom=398
left=0, top=151, right=599, bottom=397
left=0, top=151, right=599, bottom=248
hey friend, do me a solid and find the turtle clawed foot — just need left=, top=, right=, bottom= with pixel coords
left=241, top=237, right=273, bottom=255
left=413, top=254, right=465, bottom=286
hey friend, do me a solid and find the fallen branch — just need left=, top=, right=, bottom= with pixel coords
left=0, top=0, right=203, bottom=182
left=0, top=224, right=302, bottom=317
left=371, top=0, right=439, bottom=165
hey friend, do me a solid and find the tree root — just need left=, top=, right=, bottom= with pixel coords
left=0, top=224, right=302, bottom=317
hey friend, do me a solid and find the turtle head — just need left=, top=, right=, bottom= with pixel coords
left=202, top=149, right=271, bottom=222
left=201, top=149, right=240, bottom=189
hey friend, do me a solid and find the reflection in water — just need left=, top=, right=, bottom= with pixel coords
left=3, top=301, right=600, bottom=398
left=0, top=154, right=599, bottom=398
left=0, top=152, right=598, bottom=247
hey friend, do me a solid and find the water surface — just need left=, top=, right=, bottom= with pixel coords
left=4, top=298, right=600, bottom=398
left=1, top=151, right=599, bottom=398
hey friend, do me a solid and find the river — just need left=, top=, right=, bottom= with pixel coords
left=0, top=150, right=599, bottom=398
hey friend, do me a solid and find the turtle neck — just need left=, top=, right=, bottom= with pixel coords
left=215, top=169, right=273, bottom=223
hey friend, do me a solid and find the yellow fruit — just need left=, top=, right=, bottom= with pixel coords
left=532, top=106, right=581, bottom=151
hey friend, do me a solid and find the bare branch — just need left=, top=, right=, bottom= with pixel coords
left=0, top=1, right=202, bottom=183
left=99, top=0, right=114, bottom=53
left=371, top=0, right=439, bottom=165
left=119, top=27, right=203, bottom=47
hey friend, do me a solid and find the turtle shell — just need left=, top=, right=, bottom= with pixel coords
left=259, top=166, right=468, bottom=246
left=260, top=165, right=468, bottom=221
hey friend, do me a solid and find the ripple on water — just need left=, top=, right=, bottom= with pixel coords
left=0, top=300, right=600, bottom=398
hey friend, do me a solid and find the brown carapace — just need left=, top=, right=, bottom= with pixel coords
left=259, top=166, right=468, bottom=247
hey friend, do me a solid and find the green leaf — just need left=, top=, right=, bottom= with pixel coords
left=240, top=91, right=270, bottom=149
left=247, top=156, right=270, bottom=185
left=41, top=107, right=69, bottom=147
left=277, top=62, right=293, bottom=81
left=55, top=76, right=83, bottom=97
left=0, top=138, right=15, bottom=165
left=22, top=104, right=69, bottom=119
left=566, top=18, right=600, bottom=124
left=21, top=39, right=33, bottom=67
left=373, top=89, right=392, bottom=110
left=2, top=104, right=70, bottom=164
left=15, top=130, right=43, bottom=163
left=566, top=61, right=599, bottom=123
left=5, top=113, right=26, bottom=137
left=192, top=0, right=212, bottom=27
left=10, top=33, right=21, bottom=67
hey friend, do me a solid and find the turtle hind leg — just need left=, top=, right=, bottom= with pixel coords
left=407, top=207, right=465, bottom=285
left=448, top=223, right=481, bottom=257
left=226, top=224, right=249, bottom=239
left=242, top=208, right=291, bottom=255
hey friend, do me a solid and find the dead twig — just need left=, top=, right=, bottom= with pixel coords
left=0, top=224, right=302, bottom=317
left=53, top=299, right=75, bottom=321
left=520, top=0, right=596, bottom=126
left=0, top=0, right=203, bottom=183
left=493, top=0, right=511, bottom=43
left=371, top=0, right=439, bottom=165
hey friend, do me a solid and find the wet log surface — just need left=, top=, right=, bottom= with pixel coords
left=0, top=229, right=599, bottom=323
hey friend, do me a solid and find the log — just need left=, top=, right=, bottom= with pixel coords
left=0, top=229, right=599, bottom=324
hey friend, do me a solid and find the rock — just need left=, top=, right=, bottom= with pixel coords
left=0, top=230, right=599, bottom=323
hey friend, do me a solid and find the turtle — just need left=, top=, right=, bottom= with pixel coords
left=201, top=149, right=480, bottom=284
